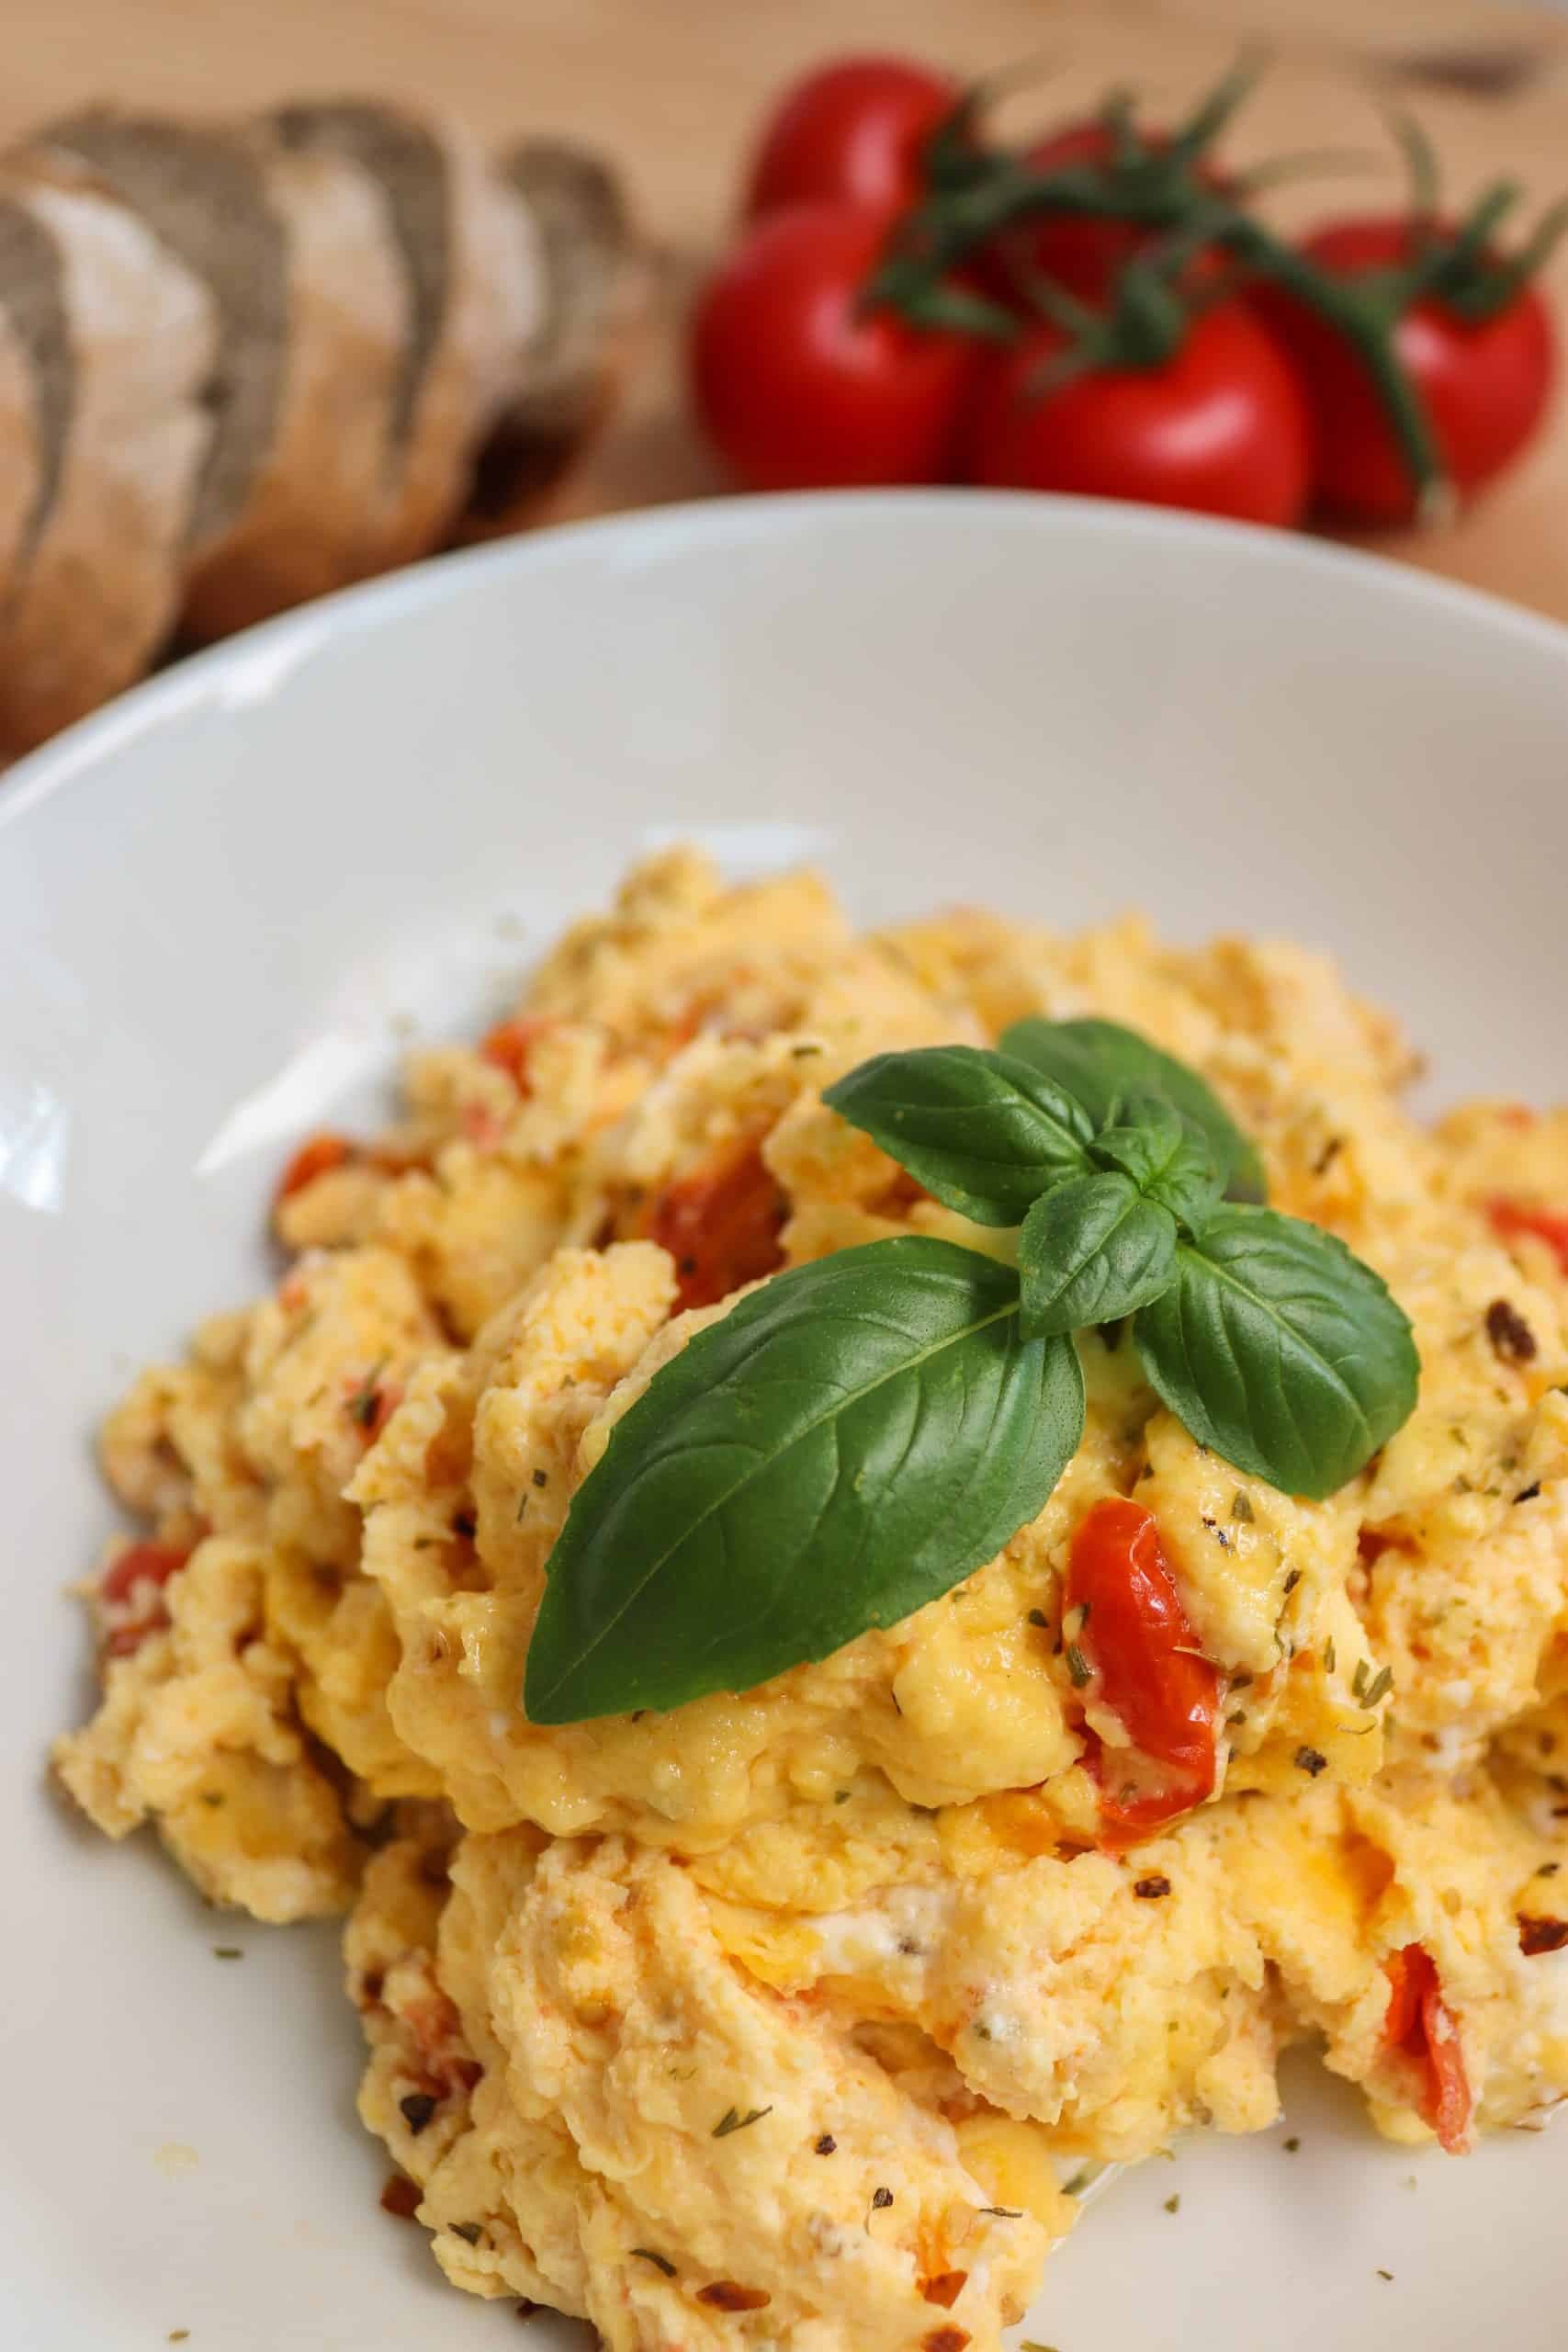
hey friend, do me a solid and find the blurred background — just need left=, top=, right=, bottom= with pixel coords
left=4, top=0, right=1567, bottom=755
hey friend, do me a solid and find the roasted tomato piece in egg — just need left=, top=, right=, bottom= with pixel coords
left=275, top=1130, right=355, bottom=1204
left=479, top=1016, right=551, bottom=1091
left=100, top=1540, right=192, bottom=1657
left=641, top=1136, right=789, bottom=1311
left=1487, top=1194, right=1568, bottom=1277
left=1066, top=1497, right=1221, bottom=1842
left=1382, top=1943, right=1472, bottom=2154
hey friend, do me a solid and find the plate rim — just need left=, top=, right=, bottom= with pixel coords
left=6, top=486, right=1568, bottom=840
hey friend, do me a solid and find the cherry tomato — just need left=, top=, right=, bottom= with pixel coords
left=744, top=55, right=960, bottom=220
left=1253, top=216, right=1556, bottom=523
left=642, top=1136, right=789, bottom=1311
left=691, top=203, right=976, bottom=491
left=1487, top=1194, right=1568, bottom=1277
left=986, top=121, right=1231, bottom=305
left=276, top=1130, right=355, bottom=1203
left=1066, top=1497, right=1221, bottom=1841
left=966, top=300, right=1311, bottom=526
left=1382, top=1943, right=1472, bottom=2153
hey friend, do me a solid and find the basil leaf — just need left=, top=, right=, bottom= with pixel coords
left=1133, top=1206, right=1418, bottom=1499
left=1018, top=1171, right=1178, bottom=1339
left=525, top=1238, right=1086, bottom=1723
left=822, top=1046, right=1094, bottom=1227
left=1000, top=1016, right=1267, bottom=1203
left=1091, top=1092, right=1223, bottom=1235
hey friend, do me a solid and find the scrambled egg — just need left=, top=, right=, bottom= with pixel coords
left=55, top=852, right=1568, bottom=2349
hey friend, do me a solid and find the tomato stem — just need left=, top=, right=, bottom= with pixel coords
left=1224, top=212, right=1446, bottom=499
left=1167, top=48, right=1266, bottom=172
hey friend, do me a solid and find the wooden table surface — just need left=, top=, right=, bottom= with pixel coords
left=8, top=0, right=1568, bottom=620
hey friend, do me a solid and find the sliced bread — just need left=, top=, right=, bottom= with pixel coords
left=0, top=193, right=69, bottom=591
left=40, top=109, right=286, bottom=557
left=270, top=101, right=537, bottom=565
left=182, top=133, right=408, bottom=639
left=495, top=139, right=629, bottom=443
left=0, top=311, right=39, bottom=594
left=0, top=153, right=216, bottom=752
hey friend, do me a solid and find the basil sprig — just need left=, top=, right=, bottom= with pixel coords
left=525, top=1022, right=1416, bottom=1724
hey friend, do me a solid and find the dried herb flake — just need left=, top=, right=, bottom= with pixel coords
left=1361, top=1665, right=1394, bottom=1710
left=712, top=2104, right=772, bottom=2138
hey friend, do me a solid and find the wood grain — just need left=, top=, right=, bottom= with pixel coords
left=6, top=0, right=1568, bottom=619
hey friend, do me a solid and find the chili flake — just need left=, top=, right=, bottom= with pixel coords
left=696, top=2282, right=771, bottom=2312
left=1134, top=1874, right=1172, bottom=1899
left=380, top=2175, right=421, bottom=2221
left=1485, top=1298, right=1537, bottom=1363
left=814, top=2133, right=837, bottom=2154
left=919, top=2271, right=968, bottom=2308
left=1518, top=1916, right=1568, bottom=1956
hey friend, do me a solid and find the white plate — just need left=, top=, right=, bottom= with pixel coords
left=5, top=492, right=1566, bottom=2352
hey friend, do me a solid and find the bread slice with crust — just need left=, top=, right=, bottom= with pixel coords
left=269, top=101, right=541, bottom=566
left=0, top=193, right=68, bottom=593
left=0, top=153, right=215, bottom=752
left=182, top=133, right=408, bottom=639
left=40, top=111, right=285, bottom=559
left=495, top=138, right=630, bottom=445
